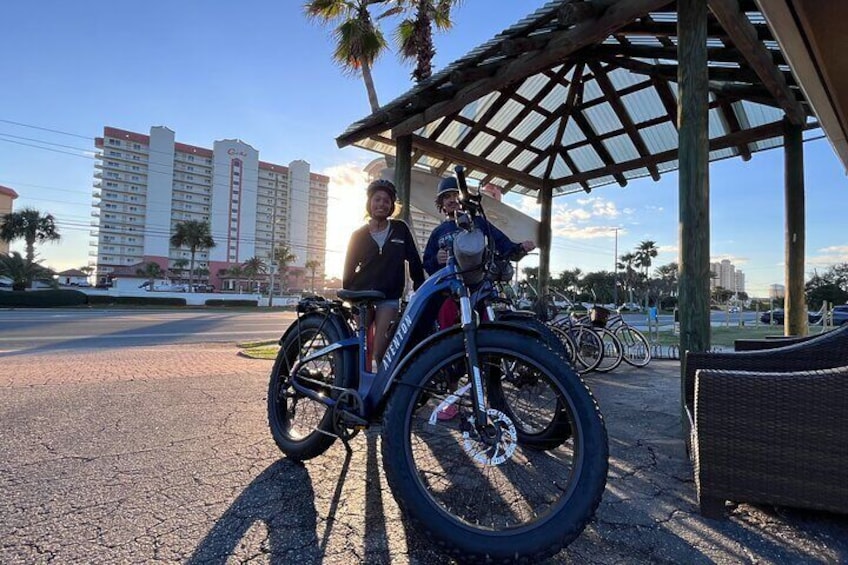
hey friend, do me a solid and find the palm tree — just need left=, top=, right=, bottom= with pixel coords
left=242, top=256, right=268, bottom=293
left=171, top=258, right=189, bottom=282
left=617, top=252, right=638, bottom=305
left=169, top=220, right=215, bottom=293
left=634, top=240, right=659, bottom=308
left=305, top=259, right=322, bottom=293
left=0, top=208, right=61, bottom=287
left=226, top=264, right=246, bottom=293
left=305, top=0, right=395, bottom=112
left=274, top=245, right=298, bottom=296
left=394, top=0, right=462, bottom=82
left=634, top=240, right=659, bottom=279
left=0, top=252, right=51, bottom=291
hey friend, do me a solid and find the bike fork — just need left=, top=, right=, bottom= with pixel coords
left=459, top=294, right=488, bottom=427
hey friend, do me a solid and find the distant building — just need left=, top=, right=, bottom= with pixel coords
left=0, top=185, right=19, bottom=255
left=769, top=283, right=786, bottom=299
left=91, top=126, right=328, bottom=292
left=710, top=259, right=745, bottom=294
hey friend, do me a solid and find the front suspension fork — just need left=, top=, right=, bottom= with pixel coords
left=459, top=294, right=489, bottom=428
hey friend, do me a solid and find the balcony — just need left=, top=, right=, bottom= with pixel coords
left=92, top=190, right=101, bottom=199
left=91, top=211, right=100, bottom=217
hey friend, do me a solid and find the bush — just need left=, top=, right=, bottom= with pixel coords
left=0, top=289, right=88, bottom=308
left=86, top=295, right=186, bottom=306
left=205, top=299, right=258, bottom=307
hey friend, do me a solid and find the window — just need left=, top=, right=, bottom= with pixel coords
left=108, top=139, right=120, bottom=146
left=133, top=143, right=141, bottom=150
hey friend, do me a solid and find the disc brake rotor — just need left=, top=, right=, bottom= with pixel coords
left=462, top=408, right=517, bottom=466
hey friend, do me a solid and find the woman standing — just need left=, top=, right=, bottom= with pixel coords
left=343, top=179, right=425, bottom=366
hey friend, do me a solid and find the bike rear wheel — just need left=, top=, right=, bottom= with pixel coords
left=588, top=326, right=624, bottom=373
left=267, top=315, right=349, bottom=461
left=615, top=326, right=652, bottom=367
left=381, top=329, right=608, bottom=563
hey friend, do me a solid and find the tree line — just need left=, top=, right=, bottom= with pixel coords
left=0, top=212, right=321, bottom=295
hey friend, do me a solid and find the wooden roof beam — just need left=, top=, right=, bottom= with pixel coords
left=544, top=62, right=585, bottom=181
left=552, top=120, right=816, bottom=187
left=411, top=135, right=543, bottom=190
left=588, top=60, right=661, bottom=180
left=478, top=64, right=574, bottom=160
left=591, top=43, right=787, bottom=66
left=571, top=110, right=628, bottom=186
left=391, top=0, right=677, bottom=139
left=717, top=100, right=752, bottom=161
left=708, top=0, right=806, bottom=124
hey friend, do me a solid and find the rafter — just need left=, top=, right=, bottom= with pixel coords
left=588, top=60, right=661, bottom=180
left=708, top=0, right=806, bottom=124
left=390, top=0, right=676, bottom=139
left=411, top=135, right=543, bottom=190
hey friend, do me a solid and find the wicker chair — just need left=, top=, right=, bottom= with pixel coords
left=681, top=324, right=848, bottom=517
left=693, top=366, right=848, bottom=518
left=683, top=324, right=848, bottom=447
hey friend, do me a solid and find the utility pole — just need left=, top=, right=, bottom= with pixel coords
left=268, top=176, right=279, bottom=308
left=612, top=227, right=619, bottom=306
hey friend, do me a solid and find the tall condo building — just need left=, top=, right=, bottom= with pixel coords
left=91, top=126, right=328, bottom=291
left=709, top=259, right=745, bottom=294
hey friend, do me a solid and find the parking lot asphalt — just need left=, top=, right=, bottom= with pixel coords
left=1, top=346, right=846, bottom=564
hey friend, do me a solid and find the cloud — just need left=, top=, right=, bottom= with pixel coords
left=545, top=196, right=626, bottom=240
left=710, top=253, right=749, bottom=265
left=657, top=244, right=678, bottom=255
left=808, top=244, right=848, bottom=267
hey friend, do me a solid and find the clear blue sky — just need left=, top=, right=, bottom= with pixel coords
left=1, top=1, right=845, bottom=297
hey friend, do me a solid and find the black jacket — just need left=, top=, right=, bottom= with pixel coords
left=343, top=219, right=425, bottom=300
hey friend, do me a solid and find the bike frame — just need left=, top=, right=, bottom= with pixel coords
left=286, top=167, right=504, bottom=430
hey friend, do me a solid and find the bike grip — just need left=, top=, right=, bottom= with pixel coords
left=454, top=165, right=469, bottom=200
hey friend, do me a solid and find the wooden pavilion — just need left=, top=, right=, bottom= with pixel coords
left=336, top=0, right=848, bottom=362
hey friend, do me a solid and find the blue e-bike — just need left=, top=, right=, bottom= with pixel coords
left=267, top=166, right=608, bottom=563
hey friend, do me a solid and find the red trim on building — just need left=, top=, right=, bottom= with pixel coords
left=310, top=173, right=330, bottom=182
left=259, top=161, right=289, bottom=173
left=95, top=137, right=104, bottom=148
left=0, top=185, right=19, bottom=199
left=174, top=142, right=214, bottom=158
left=103, top=127, right=150, bottom=145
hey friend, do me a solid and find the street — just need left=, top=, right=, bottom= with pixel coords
left=0, top=309, right=297, bottom=353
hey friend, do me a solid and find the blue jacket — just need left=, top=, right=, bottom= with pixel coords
left=423, top=216, right=523, bottom=276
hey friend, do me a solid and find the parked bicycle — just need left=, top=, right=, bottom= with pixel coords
left=267, top=166, right=608, bottom=562
left=604, top=309, right=652, bottom=367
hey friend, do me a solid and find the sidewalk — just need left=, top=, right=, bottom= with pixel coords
left=565, top=360, right=848, bottom=564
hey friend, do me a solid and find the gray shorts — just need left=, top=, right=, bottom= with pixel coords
left=375, top=299, right=399, bottom=311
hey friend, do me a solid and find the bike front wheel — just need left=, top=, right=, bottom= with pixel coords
left=381, top=329, right=608, bottom=563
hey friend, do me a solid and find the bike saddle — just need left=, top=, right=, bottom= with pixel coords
left=337, top=289, right=386, bottom=304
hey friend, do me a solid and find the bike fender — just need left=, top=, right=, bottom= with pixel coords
left=278, top=311, right=353, bottom=346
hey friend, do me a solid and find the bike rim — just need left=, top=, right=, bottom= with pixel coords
left=401, top=348, right=582, bottom=533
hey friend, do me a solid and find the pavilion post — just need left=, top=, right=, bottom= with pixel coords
left=394, top=135, right=413, bottom=225
left=783, top=116, right=806, bottom=336
left=678, top=0, right=711, bottom=424
left=538, top=180, right=553, bottom=300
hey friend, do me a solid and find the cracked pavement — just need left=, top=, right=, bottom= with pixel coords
left=1, top=346, right=847, bottom=564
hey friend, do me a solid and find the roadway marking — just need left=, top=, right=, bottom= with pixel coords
left=0, top=330, right=284, bottom=342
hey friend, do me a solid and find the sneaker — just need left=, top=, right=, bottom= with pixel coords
left=437, top=403, right=459, bottom=421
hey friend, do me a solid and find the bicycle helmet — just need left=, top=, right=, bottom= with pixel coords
left=436, top=176, right=460, bottom=212
left=366, top=178, right=397, bottom=202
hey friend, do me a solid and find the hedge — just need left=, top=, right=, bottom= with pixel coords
left=0, top=289, right=89, bottom=308
left=205, top=299, right=258, bottom=307
left=86, top=295, right=187, bottom=306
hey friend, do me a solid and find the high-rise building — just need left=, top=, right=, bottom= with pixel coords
left=0, top=185, right=19, bottom=255
left=91, top=126, right=328, bottom=292
left=709, top=259, right=745, bottom=294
